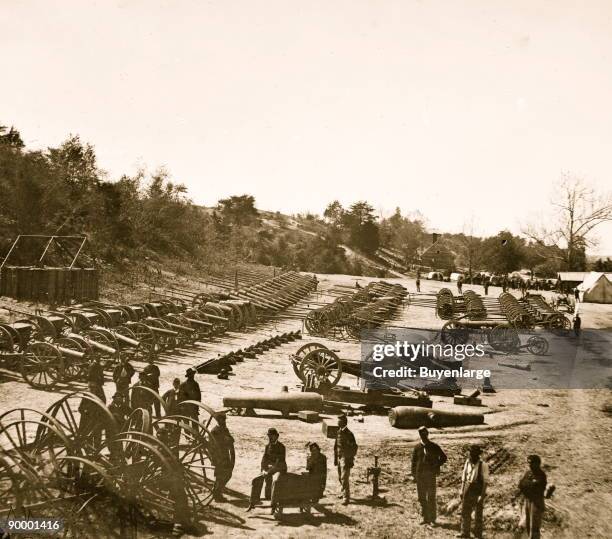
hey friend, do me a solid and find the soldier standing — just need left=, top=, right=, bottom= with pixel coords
left=178, top=368, right=201, bottom=421
left=411, top=426, right=447, bottom=525
left=143, top=356, right=161, bottom=418
left=163, top=377, right=182, bottom=415
left=210, top=412, right=235, bottom=502
left=334, top=415, right=358, bottom=505
left=518, top=455, right=547, bottom=539
left=112, top=355, right=135, bottom=395
left=131, top=372, right=153, bottom=415
left=457, top=445, right=489, bottom=538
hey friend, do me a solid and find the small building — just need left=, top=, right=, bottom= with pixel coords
left=556, top=272, right=589, bottom=293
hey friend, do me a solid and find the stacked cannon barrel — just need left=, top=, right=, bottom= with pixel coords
left=304, top=281, right=407, bottom=339
left=498, top=292, right=535, bottom=328
left=519, top=294, right=571, bottom=329
left=0, top=391, right=223, bottom=536
left=463, top=290, right=487, bottom=320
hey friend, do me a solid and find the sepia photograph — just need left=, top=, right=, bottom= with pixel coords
left=1, top=1, right=611, bottom=538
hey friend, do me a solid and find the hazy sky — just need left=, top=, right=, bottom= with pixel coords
left=2, top=0, right=611, bottom=254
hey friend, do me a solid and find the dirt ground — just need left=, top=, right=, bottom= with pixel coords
left=1, top=274, right=611, bottom=538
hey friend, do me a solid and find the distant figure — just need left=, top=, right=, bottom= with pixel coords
left=411, top=426, right=447, bottom=525
left=457, top=276, right=463, bottom=294
left=87, top=355, right=105, bottom=401
left=502, top=276, right=508, bottom=293
left=574, top=288, right=580, bottom=302
left=355, top=280, right=362, bottom=289
left=573, top=313, right=581, bottom=338
left=458, top=445, right=489, bottom=539
left=518, top=455, right=547, bottom=539
left=78, top=381, right=106, bottom=450
left=483, top=278, right=490, bottom=296
left=416, top=275, right=421, bottom=293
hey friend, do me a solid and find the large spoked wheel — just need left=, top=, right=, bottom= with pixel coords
left=440, top=320, right=470, bottom=346
left=527, top=335, right=549, bottom=355
left=488, top=325, right=520, bottom=352
left=55, top=337, right=89, bottom=381
left=21, top=341, right=63, bottom=389
left=299, top=349, right=343, bottom=389
left=128, top=322, right=157, bottom=356
left=291, top=343, right=328, bottom=378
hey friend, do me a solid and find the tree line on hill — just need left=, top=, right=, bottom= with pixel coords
left=1, top=123, right=610, bottom=278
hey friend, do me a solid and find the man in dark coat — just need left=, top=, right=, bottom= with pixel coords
left=162, top=377, right=182, bottom=415
left=334, top=415, right=358, bottom=504
left=411, top=426, right=447, bottom=525
left=78, top=381, right=107, bottom=451
left=247, top=428, right=287, bottom=510
left=210, top=412, right=235, bottom=502
left=178, top=368, right=201, bottom=420
left=306, top=442, right=327, bottom=500
left=131, top=372, right=153, bottom=415
left=142, top=356, right=161, bottom=418
left=112, top=356, right=135, bottom=395
left=518, top=454, right=547, bottom=539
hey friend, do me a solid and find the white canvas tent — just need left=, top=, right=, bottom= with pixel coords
left=577, top=272, right=612, bottom=304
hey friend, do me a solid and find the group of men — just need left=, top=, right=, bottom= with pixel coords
left=412, top=426, right=549, bottom=539
left=246, top=414, right=357, bottom=511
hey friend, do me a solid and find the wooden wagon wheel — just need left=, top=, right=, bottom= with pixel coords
left=547, top=313, right=571, bottom=331
left=151, top=414, right=218, bottom=509
left=0, top=451, right=61, bottom=520
left=126, top=385, right=169, bottom=418
left=172, top=314, right=199, bottom=344
left=488, top=325, right=520, bottom=352
left=44, top=392, right=118, bottom=459
left=55, top=337, right=89, bottom=381
left=440, top=320, right=471, bottom=346
left=21, top=341, right=63, bottom=389
left=165, top=314, right=192, bottom=347
left=146, top=318, right=177, bottom=351
left=526, top=335, right=549, bottom=355
left=112, top=432, right=189, bottom=523
left=299, top=349, right=343, bottom=389
left=1, top=323, right=24, bottom=351
left=84, top=329, right=119, bottom=363
left=127, top=322, right=158, bottom=356
left=291, top=343, right=328, bottom=379
left=0, top=325, right=15, bottom=353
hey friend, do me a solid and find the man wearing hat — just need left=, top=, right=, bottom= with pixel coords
left=411, top=426, right=447, bottom=525
left=334, top=415, right=358, bottom=505
left=210, top=412, right=235, bottom=502
left=457, top=445, right=489, bottom=538
left=247, top=428, right=287, bottom=511
left=518, top=454, right=547, bottom=539
left=178, top=368, right=201, bottom=420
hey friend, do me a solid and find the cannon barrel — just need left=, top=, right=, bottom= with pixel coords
left=67, top=333, right=117, bottom=355
left=389, top=406, right=484, bottom=429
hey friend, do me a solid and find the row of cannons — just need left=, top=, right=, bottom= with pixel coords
left=304, top=281, right=408, bottom=340
left=0, top=272, right=318, bottom=390
left=0, top=390, right=225, bottom=536
left=432, top=289, right=570, bottom=353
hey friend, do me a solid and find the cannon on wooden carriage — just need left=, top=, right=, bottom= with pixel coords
left=304, top=281, right=407, bottom=340
left=440, top=317, right=549, bottom=355
left=0, top=389, right=225, bottom=536
left=0, top=317, right=98, bottom=389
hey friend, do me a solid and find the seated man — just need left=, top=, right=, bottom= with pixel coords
left=247, top=428, right=286, bottom=511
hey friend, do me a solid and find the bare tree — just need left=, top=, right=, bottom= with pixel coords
left=523, top=176, right=612, bottom=270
